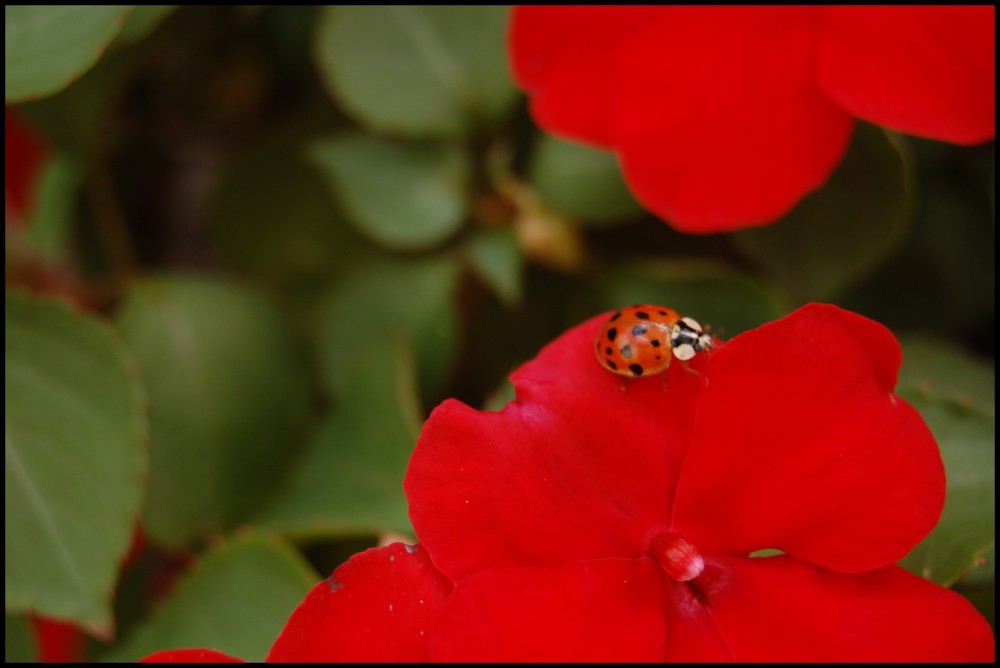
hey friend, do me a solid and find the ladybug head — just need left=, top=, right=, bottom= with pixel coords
left=670, top=317, right=715, bottom=361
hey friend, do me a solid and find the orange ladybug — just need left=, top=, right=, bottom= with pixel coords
left=595, top=305, right=715, bottom=378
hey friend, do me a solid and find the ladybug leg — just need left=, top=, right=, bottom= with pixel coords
left=678, top=361, right=710, bottom=386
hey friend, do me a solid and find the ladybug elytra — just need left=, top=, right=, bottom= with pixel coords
left=595, top=305, right=715, bottom=378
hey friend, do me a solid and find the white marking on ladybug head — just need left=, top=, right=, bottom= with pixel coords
left=680, top=317, right=703, bottom=332
left=673, top=343, right=696, bottom=361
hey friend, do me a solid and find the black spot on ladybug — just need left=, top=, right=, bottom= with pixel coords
left=632, top=324, right=648, bottom=336
left=605, top=346, right=613, bottom=355
left=629, top=364, right=644, bottom=376
left=610, top=311, right=622, bottom=322
left=606, top=359, right=618, bottom=370
left=636, top=311, right=650, bottom=320
left=620, top=344, right=633, bottom=359
left=606, top=327, right=617, bottom=342
left=650, top=339, right=661, bottom=347
left=658, top=310, right=667, bottom=316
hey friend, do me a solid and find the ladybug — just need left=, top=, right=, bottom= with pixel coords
left=595, top=305, right=715, bottom=378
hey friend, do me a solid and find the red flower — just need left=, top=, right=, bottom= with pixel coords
left=404, top=303, right=995, bottom=661
left=142, top=305, right=993, bottom=661
left=509, top=6, right=996, bottom=233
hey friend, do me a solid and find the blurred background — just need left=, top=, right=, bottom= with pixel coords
left=5, top=6, right=994, bottom=661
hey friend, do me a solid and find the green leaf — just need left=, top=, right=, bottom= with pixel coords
left=314, top=254, right=461, bottom=401
left=465, top=226, right=523, bottom=308
left=15, top=39, right=134, bottom=155
left=897, top=335, right=995, bottom=419
left=314, top=6, right=516, bottom=137
left=209, top=134, right=371, bottom=290
left=527, top=136, right=644, bottom=224
left=6, top=291, right=146, bottom=636
left=5, top=6, right=133, bottom=103
left=102, top=531, right=318, bottom=662
left=898, top=398, right=994, bottom=587
left=482, top=378, right=516, bottom=412
left=26, top=151, right=83, bottom=263
left=5, top=614, right=37, bottom=663
left=896, top=339, right=995, bottom=587
left=112, top=5, right=175, bottom=46
left=307, top=133, right=470, bottom=251
left=731, top=124, right=911, bottom=303
left=115, top=276, right=312, bottom=547
left=255, top=343, right=420, bottom=539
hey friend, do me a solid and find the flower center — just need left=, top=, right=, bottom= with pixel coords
left=650, top=532, right=704, bottom=582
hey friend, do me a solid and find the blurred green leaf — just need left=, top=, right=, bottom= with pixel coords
left=209, top=136, right=370, bottom=290
left=527, top=136, right=644, bottom=224
left=314, top=6, right=516, bottom=137
left=5, top=6, right=133, bottom=103
left=102, top=531, right=318, bottom=662
left=897, top=335, right=995, bottom=419
left=465, top=225, right=523, bottom=308
left=6, top=291, right=146, bottom=636
left=26, top=151, right=83, bottom=263
left=307, top=133, right=469, bottom=251
left=113, top=5, right=175, bottom=45
left=896, top=338, right=995, bottom=587
left=255, top=343, right=419, bottom=539
left=15, top=41, right=133, bottom=155
left=898, top=401, right=994, bottom=587
left=115, top=276, right=312, bottom=547
left=581, top=260, right=787, bottom=339
left=5, top=614, right=37, bottom=663
left=314, top=254, right=461, bottom=401
left=957, top=544, right=994, bottom=587
left=731, top=124, right=911, bottom=304
left=482, top=378, right=516, bottom=412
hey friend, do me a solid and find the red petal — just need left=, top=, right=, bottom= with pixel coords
left=6, top=107, right=50, bottom=220
left=660, top=579, right=732, bottom=661
left=266, top=543, right=451, bottom=662
left=31, top=616, right=85, bottom=663
left=817, top=6, right=995, bottom=145
left=610, top=7, right=853, bottom=232
left=509, top=6, right=663, bottom=145
left=672, top=304, right=945, bottom=573
left=140, top=649, right=244, bottom=663
left=429, top=557, right=667, bottom=662
left=699, top=555, right=995, bottom=662
left=406, top=313, right=706, bottom=580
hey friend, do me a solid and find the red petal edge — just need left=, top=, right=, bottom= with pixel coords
left=509, top=6, right=664, bottom=145
left=817, top=6, right=995, bottom=145
left=266, top=543, right=451, bottom=662
left=140, top=649, right=244, bottom=663
left=610, top=7, right=853, bottom=232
